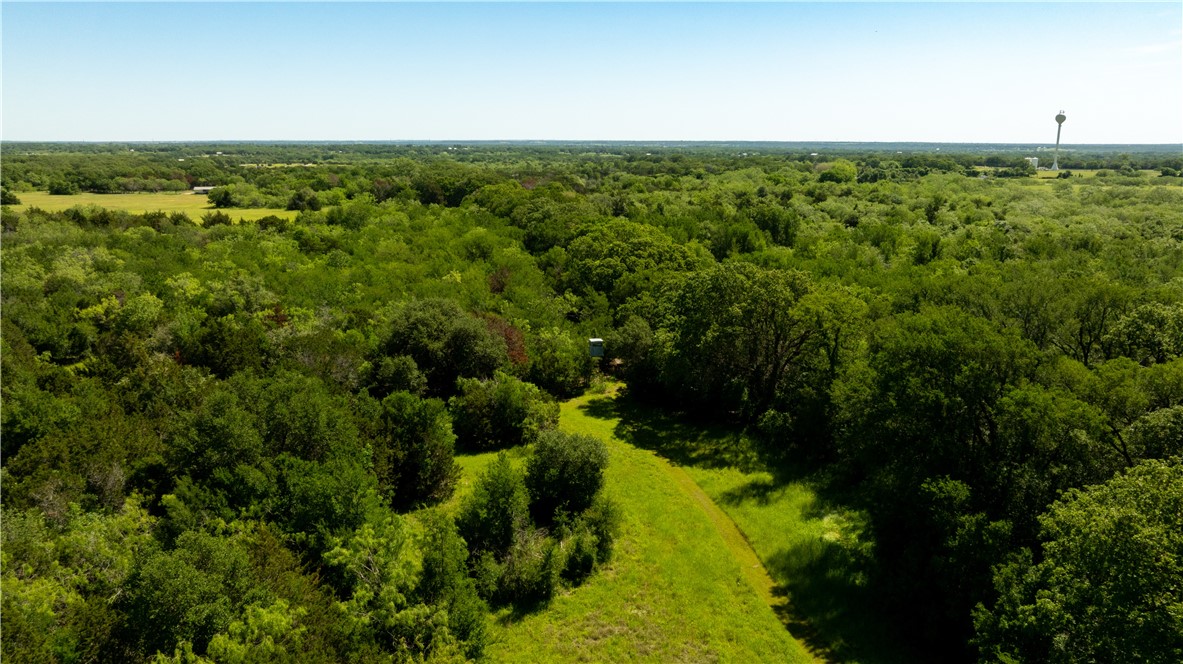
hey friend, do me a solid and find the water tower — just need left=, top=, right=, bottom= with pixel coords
left=1052, top=111, right=1066, bottom=170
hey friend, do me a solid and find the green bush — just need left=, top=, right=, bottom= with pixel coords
left=527, top=327, right=592, bottom=398
left=456, top=453, right=529, bottom=556
left=554, top=491, right=622, bottom=584
left=48, top=179, right=80, bottom=195
left=372, top=391, right=459, bottom=510
left=526, top=430, right=608, bottom=524
left=201, top=210, right=234, bottom=227
left=559, top=521, right=599, bottom=584
left=582, top=491, right=622, bottom=563
left=415, top=511, right=487, bottom=660
left=121, top=531, right=253, bottom=657
left=366, top=355, right=427, bottom=398
left=383, top=299, right=508, bottom=397
left=449, top=372, right=557, bottom=451
left=495, top=526, right=562, bottom=604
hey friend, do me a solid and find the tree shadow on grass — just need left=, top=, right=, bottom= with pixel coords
left=577, top=396, right=619, bottom=422
left=579, top=389, right=916, bottom=663
left=579, top=391, right=763, bottom=471
left=715, top=475, right=781, bottom=506
left=493, top=596, right=551, bottom=627
left=767, top=537, right=919, bottom=664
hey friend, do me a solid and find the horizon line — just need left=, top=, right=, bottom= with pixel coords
left=4, top=139, right=1181, bottom=147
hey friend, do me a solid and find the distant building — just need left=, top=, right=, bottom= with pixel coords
left=1025, top=157, right=1039, bottom=169
left=192, top=186, right=215, bottom=194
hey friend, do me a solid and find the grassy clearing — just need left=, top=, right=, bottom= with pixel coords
left=452, top=386, right=814, bottom=663
left=11, top=191, right=295, bottom=222
left=603, top=392, right=913, bottom=664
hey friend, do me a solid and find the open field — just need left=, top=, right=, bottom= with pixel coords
left=686, top=466, right=913, bottom=664
left=10, top=191, right=295, bottom=222
left=598, top=392, right=914, bottom=664
left=1030, top=169, right=1158, bottom=179
left=451, top=387, right=815, bottom=663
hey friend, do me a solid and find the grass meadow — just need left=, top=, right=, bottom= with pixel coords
left=598, top=389, right=915, bottom=664
left=12, top=191, right=295, bottom=222
left=451, top=386, right=816, bottom=663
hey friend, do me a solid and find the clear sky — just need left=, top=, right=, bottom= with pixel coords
left=3, top=2, right=1180, bottom=143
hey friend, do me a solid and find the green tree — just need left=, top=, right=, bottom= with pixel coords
left=526, top=327, right=592, bottom=398
left=818, top=159, right=858, bottom=183
left=525, top=430, right=609, bottom=524
left=286, top=188, right=322, bottom=212
left=371, top=391, right=460, bottom=510
left=564, top=219, right=702, bottom=309
left=324, top=513, right=462, bottom=660
left=658, top=262, right=818, bottom=420
left=448, top=372, right=558, bottom=451
left=414, top=511, right=488, bottom=659
left=975, top=458, right=1183, bottom=663
left=121, top=531, right=254, bottom=657
left=382, top=299, right=508, bottom=397
left=456, top=453, right=529, bottom=556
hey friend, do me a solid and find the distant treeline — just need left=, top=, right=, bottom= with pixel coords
left=3, top=143, right=1181, bottom=201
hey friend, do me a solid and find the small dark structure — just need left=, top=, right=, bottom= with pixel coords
left=589, top=338, right=604, bottom=358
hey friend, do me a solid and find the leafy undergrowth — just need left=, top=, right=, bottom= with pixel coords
left=602, top=390, right=916, bottom=664
left=452, top=386, right=813, bottom=663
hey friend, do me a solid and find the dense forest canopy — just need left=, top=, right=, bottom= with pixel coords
left=2, top=142, right=1181, bottom=663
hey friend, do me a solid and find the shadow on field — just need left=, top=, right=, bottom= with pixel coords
left=494, top=597, right=550, bottom=627
left=578, top=392, right=762, bottom=471
left=579, top=389, right=914, bottom=664
left=766, top=538, right=914, bottom=664
left=715, top=475, right=781, bottom=506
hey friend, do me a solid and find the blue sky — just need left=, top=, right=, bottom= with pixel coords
left=3, top=2, right=1180, bottom=143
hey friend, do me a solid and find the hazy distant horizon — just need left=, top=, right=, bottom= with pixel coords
left=4, top=3, right=1180, bottom=144
left=4, top=139, right=1179, bottom=153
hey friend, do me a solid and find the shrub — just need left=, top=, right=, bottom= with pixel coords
left=456, top=453, right=529, bottom=556
left=818, top=159, right=858, bottom=183
left=559, top=521, right=599, bottom=583
left=554, top=491, right=622, bottom=584
left=582, top=491, right=622, bottom=563
left=255, top=214, right=289, bottom=232
left=449, top=372, right=557, bottom=451
left=366, top=355, right=427, bottom=398
left=415, top=511, right=487, bottom=660
left=287, top=188, right=321, bottom=212
left=495, top=526, right=562, bottom=604
left=201, top=210, right=234, bottom=227
left=372, top=391, right=459, bottom=510
left=49, top=179, right=80, bottom=195
left=526, top=430, right=608, bottom=524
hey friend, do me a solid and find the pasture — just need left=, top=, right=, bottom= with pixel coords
left=10, top=191, right=295, bottom=222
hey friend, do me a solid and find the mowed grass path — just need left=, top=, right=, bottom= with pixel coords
left=605, top=394, right=913, bottom=664
left=12, top=191, right=295, bottom=222
left=453, top=386, right=815, bottom=663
